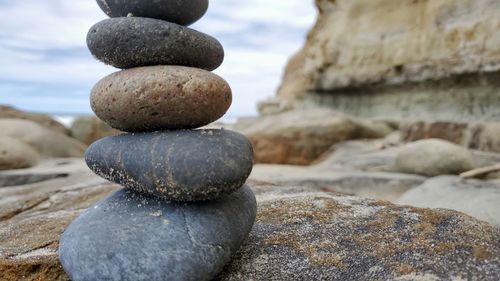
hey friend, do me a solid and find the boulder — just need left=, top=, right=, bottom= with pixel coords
left=2, top=169, right=500, bottom=281
left=397, top=176, right=500, bottom=226
left=313, top=137, right=401, bottom=171
left=393, top=139, right=475, bottom=177
left=239, top=109, right=393, bottom=165
left=246, top=135, right=500, bottom=203
left=248, top=137, right=425, bottom=202
left=0, top=105, right=68, bottom=135
left=0, top=119, right=86, bottom=158
left=217, top=186, right=500, bottom=280
left=0, top=136, right=40, bottom=170
left=70, top=116, right=120, bottom=145
left=315, top=137, right=500, bottom=174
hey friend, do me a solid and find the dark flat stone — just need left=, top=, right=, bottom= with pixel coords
left=96, top=0, right=208, bottom=26
left=87, top=17, right=223, bottom=70
left=85, top=130, right=254, bottom=201
left=91, top=66, right=231, bottom=132
left=59, top=185, right=257, bottom=281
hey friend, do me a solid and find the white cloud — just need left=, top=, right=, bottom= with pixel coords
left=0, top=0, right=316, bottom=117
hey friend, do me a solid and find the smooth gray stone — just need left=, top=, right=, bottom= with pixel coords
left=85, top=129, right=254, bottom=202
left=96, top=0, right=208, bottom=26
left=59, top=186, right=257, bottom=281
left=87, top=17, right=224, bottom=70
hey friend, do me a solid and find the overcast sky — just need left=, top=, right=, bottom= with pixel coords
left=0, top=0, right=316, bottom=118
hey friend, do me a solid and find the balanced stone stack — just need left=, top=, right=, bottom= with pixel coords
left=59, top=1, right=257, bottom=280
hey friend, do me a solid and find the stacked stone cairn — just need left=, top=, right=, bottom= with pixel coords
left=59, top=1, right=257, bottom=280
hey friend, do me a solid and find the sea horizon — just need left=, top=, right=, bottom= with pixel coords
left=52, top=113, right=240, bottom=128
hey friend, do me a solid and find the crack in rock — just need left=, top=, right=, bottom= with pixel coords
left=181, top=209, right=226, bottom=252
left=0, top=195, right=51, bottom=221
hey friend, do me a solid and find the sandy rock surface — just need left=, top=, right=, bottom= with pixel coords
left=1, top=160, right=499, bottom=280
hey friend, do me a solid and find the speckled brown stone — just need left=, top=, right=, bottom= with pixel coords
left=87, top=17, right=224, bottom=70
left=90, top=66, right=232, bottom=132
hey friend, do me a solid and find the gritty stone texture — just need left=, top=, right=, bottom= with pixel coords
left=217, top=187, right=500, bottom=281
left=87, top=17, right=224, bottom=70
left=85, top=129, right=254, bottom=201
left=394, top=139, right=475, bottom=177
left=397, top=176, right=500, bottom=226
left=0, top=137, right=40, bottom=171
left=0, top=119, right=86, bottom=158
left=59, top=186, right=257, bottom=281
left=91, top=66, right=231, bottom=132
left=96, top=0, right=208, bottom=26
left=2, top=170, right=500, bottom=280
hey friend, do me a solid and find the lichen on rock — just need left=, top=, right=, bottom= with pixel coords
left=217, top=186, right=500, bottom=280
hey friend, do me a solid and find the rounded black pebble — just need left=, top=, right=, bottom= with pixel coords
left=85, top=129, right=254, bottom=202
left=59, top=186, right=257, bottom=281
left=87, top=17, right=224, bottom=70
left=96, top=0, right=209, bottom=26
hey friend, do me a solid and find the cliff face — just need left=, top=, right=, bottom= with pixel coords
left=273, top=0, right=500, bottom=121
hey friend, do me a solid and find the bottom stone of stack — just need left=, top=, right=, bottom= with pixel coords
left=59, top=185, right=256, bottom=281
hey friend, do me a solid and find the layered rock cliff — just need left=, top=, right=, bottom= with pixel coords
left=266, top=0, right=500, bottom=122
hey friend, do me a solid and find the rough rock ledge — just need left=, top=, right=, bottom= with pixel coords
left=1, top=163, right=499, bottom=280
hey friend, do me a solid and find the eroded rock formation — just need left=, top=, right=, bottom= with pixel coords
left=269, top=0, right=500, bottom=122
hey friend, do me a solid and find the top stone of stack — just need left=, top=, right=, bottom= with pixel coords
left=97, top=0, right=209, bottom=26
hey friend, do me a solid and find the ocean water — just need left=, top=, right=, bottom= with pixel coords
left=53, top=115, right=76, bottom=127
left=52, top=115, right=238, bottom=128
